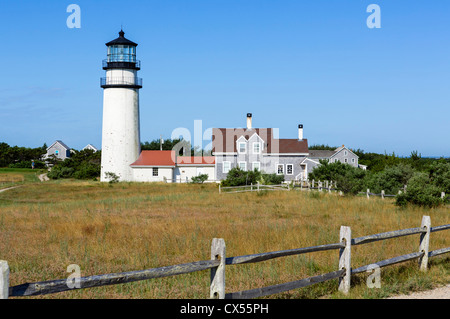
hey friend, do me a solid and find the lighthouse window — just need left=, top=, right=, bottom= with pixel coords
left=108, top=45, right=136, bottom=63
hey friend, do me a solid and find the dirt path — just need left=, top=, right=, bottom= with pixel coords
left=386, top=284, right=450, bottom=299
left=0, top=186, right=20, bottom=193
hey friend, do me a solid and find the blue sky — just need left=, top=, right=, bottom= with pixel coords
left=0, top=1, right=449, bottom=156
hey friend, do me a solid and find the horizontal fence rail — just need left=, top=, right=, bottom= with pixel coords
left=219, top=183, right=290, bottom=194
left=352, top=227, right=427, bottom=246
left=226, top=243, right=345, bottom=265
left=9, top=260, right=220, bottom=297
left=1, top=215, right=448, bottom=299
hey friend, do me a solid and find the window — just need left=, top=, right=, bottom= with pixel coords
left=277, top=164, right=284, bottom=175
left=344, top=158, right=348, bottom=163
left=223, top=161, right=231, bottom=173
left=286, top=164, right=293, bottom=175
left=239, top=142, right=246, bottom=154
left=152, top=168, right=159, bottom=177
left=344, top=150, right=348, bottom=156
left=239, top=162, right=247, bottom=171
left=351, top=158, right=355, bottom=163
left=253, top=142, right=261, bottom=154
left=252, top=162, right=261, bottom=171
left=55, top=150, right=59, bottom=155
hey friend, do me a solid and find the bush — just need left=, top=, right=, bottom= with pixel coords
left=104, top=172, right=119, bottom=184
left=364, top=164, right=414, bottom=195
left=396, top=172, right=443, bottom=208
left=221, top=167, right=262, bottom=187
left=48, top=149, right=101, bottom=180
left=8, top=160, right=46, bottom=169
left=48, top=166, right=75, bottom=179
left=72, top=162, right=101, bottom=179
left=428, top=161, right=450, bottom=193
left=309, top=160, right=366, bottom=195
left=191, top=174, right=209, bottom=184
left=259, top=173, right=285, bottom=185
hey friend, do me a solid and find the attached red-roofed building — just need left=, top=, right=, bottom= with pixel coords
left=130, top=150, right=215, bottom=182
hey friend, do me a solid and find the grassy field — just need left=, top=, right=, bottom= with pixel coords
left=0, top=178, right=448, bottom=299
left=0, top=168, right=45, bottom=189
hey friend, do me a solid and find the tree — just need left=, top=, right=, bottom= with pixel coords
left=396, top=172, right=443, bottom=208
left=428, top=160, right=450, bottom=194
left=363, top=164, right=414, bottom=195
left=48, top=149, right=101, bottom=180
left=309, top=160, right=366, bottom=195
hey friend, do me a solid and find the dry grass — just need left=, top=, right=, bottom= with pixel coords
left=0, top=180, right=448, bottom=299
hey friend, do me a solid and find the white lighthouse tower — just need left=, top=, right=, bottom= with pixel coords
left=100, top=30, right=142, bottom=182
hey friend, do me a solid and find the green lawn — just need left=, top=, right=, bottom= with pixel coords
left=0, top=168, right=45, bottom=189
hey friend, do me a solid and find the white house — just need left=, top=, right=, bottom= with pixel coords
left=130, top=150, right=215, bottom=182
left=83, top=144, right=99, bottom=152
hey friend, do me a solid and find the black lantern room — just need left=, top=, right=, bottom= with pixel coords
left=103, top=30, right=141, bottom=70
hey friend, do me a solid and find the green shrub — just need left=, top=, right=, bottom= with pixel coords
left=428, top=161, right=450, bottom=193
left=8, top=160, right=46, bottom=169
left=364, top=164, right=414, bottom=195
left=396, top=172, right=443, bottom=208
left=309, top=160, right=366, bottom=195
left=191, top=174, right=209, bottom=184
left=260, top=173, right=285, bottom=185
left=48, top=166, right=75, bottom=179
left=48, top=149, right=101, bottom=180
left=221, top=167, right=262, bottom=187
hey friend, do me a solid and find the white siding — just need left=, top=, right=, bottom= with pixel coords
left=132, top=167, right=173, bottom=182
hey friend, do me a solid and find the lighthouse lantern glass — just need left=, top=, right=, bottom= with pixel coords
left=108, top=45, right=136, bottom=63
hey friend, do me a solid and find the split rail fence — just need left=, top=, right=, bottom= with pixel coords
left=362, top=188, right=446, bottom=200
left=0, top=215, right=448, bottom=299
left=219, top=180, right=338, bottom=194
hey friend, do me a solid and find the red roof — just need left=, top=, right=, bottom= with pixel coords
left=177, top=156, right=215, bottom=165
left=130, top=151, right=215, bottom=167
left=130, top=151, right=176, bottom=167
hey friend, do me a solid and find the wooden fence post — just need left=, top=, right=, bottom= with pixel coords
left=367, top=189, right=370, bottom=199
left=257, top=182, right=260, bottom=192
left=419, top=216, right=431, bottom=272
left=441, top=192, right=446, bottom=200
left=210, top=238, right=226, bottom=299
left=338, top=226, right=352, bottom=294
left=381, top=190, right=385, bottom=200
left=0, top=260, right=9, bottom=299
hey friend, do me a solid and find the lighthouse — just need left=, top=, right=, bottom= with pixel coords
left=100, top=30, right=142, bottom=182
